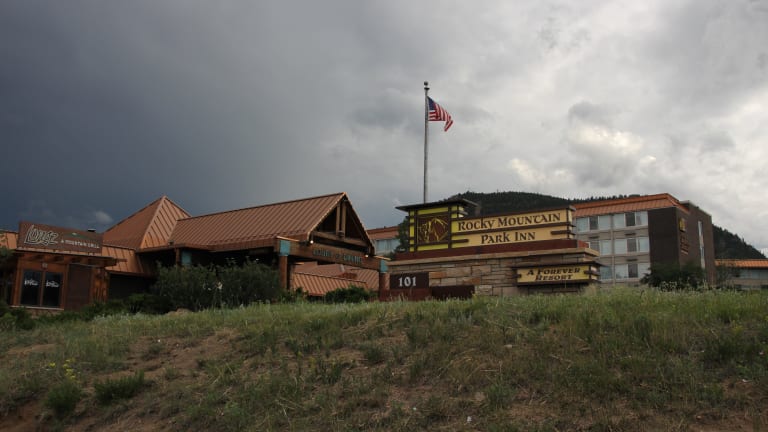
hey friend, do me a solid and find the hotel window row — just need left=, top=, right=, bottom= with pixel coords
left=574, top=211, right=648, bottom=233
left=587, top=237, right=649, bottom=255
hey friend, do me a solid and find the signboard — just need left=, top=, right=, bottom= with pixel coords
left=18, top=221, right=103, bottom=254
left=403, top=203, right=574, bottom=252
left=515, top=264, right=596, bottom=284
left=390, top=272, right=429, bottom=289
left=454, top=226, right=569, bottom=247
left=453, top=209, right=570, bottom=234
left=287, top=241, right=382, bottom=270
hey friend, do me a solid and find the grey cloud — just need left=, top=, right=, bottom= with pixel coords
left=1, top=0, right=767, bottom=251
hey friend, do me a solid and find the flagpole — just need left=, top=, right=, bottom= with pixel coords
left=423, top=81, right=429, bottom=203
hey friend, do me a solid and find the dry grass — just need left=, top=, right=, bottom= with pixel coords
left=1, top=288, right=767, bottom=431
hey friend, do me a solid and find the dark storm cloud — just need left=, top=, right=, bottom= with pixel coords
left=1, top=0, right=767, bottom=250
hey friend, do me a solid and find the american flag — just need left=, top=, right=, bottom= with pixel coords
left=428, top=97, right=454, bottom=131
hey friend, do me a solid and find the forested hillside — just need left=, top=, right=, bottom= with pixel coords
left=449, top=191, right=765, bottom=259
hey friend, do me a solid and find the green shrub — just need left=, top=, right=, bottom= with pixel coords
left=153, top=260, right=282, bottom=311
left=324, top=285, right=374, bottom=303
left=45, top=380, right=82, bottom=417
left=642, top=262, right=706, bottom=290
left=7, top=307, right=35, bottom=330
left=94, top=371, right=147, bottom=404
left=125, top=293, right=172, bottom=314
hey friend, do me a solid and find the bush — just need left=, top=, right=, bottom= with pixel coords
left=45, top=380, right=82, bottom=417
left=324, top=285, right=374, bottom=303
left=642, top=262, right=706, bottom=290
left=125, top=293, right=172, bottom=314
left=153, top=260, right=282, bottom=311
left=0, top=307, right=36, bottom=330
left=94, top=371, right=146, bottom=404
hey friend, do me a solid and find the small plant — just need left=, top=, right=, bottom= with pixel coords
left=44, top=358, right=82, bottom=418
left=45, top=379, right=82, bottom=417
left=94, top=371, right=147, bottom=404
left=324, top=285, right=374, bottom=303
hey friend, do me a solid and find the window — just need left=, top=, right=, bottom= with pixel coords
left=614, top=237, right=649, bottom=254
left=613, top=211, right=648, bottom=229
left=588, top=240, right=612, bottom=255
left=19, top=269, right=63, bottom=308
left=576, top=215, right=611, bottom=232
left=599, top=266, right=612, bottom=281
left=375, top=238, right=399, bottom=255
left=42, top=273, right=62, bottom=307
left=614, top=263, right=650, bottom=280
left=698, top=221, right=705, bottom=269
left=591, top=215, right=611, bottom=231
left=614, top=264, right=628, bottom=280
left=20, top=270, right=42, bottom=306
left=575, top=218, right=589, bottom=233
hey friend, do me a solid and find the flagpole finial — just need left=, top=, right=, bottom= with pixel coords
left=424, top=81, right=429, bottom=90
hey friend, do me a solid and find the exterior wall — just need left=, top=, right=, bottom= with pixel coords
left=727, top=268, right=768, bottom=290
left=716, top=260, right=768, bottom=290
left=576, top=201, right=716, bottom=286
left=387, top=247, right=598, bottom=297
left=10, top=256, right=107, bottom=312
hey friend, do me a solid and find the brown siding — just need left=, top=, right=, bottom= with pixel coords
left=66, top=265, right=92, bottom=310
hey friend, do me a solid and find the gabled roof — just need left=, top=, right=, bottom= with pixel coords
left=573, top=193, right=689, bottom=217
left=104, top=196, right=190, bottom=250
left=168, top=192, right=373, bottom=251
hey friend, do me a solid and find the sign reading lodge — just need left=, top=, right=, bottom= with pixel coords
left=18, top=221, right=103, bottom=254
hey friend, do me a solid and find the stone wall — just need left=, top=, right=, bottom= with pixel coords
left=387, top=247, right=598, bottom=297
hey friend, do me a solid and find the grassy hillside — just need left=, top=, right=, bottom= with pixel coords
left=2, top=289, right=768, bottom=431
left=451, top=191, right=766, bottom=259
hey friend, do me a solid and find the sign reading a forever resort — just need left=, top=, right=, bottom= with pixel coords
left=18, top=221, right=103, bottom=254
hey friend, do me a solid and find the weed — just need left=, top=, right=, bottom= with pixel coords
left=94, top=371, right=147, bottom=404
left=44, top=379, right=82, bottom=418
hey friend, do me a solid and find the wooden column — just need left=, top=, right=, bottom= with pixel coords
left=278, top=255, right=289, bottom=291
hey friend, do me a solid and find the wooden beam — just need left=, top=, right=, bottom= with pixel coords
left=311, top=231, right=368, bottom=248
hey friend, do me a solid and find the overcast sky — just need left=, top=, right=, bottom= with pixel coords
left=1, top=0, right=767, bottom=251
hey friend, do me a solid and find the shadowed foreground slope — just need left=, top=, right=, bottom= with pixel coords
left=1, top=289, right=767, bottom=431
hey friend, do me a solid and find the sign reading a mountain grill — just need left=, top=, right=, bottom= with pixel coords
left=18, top=221, right=103, bottom=254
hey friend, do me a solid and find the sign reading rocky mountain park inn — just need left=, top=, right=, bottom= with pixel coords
left=403, top=205, right=574, bottom=251
left=390, top=199, right=599, bottom=297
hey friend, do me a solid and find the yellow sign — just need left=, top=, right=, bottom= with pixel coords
left=454, top=226, right=569, bottom=246
left=401, top=201, right=575, bottom=252
left=453, top=209, right=570, bottom=234
left=516, top=265, right=594, bottom=283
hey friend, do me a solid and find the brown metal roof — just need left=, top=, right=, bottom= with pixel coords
left=291, top=272, right=369, bottom=297
left=716, top=259, right=768, bottom=269
left=0, top=231, right=18, bottom=250
left=367, top=226, right=399, bottom=240
left=169, top=192, right=358, bottom=251
left=573, top=194, right=688, bottom=217
left=293, top=262, right=379, bottom=290
left=104, top=245, right=153, bottom=276
left=104, top=196, right=190, bottom=250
